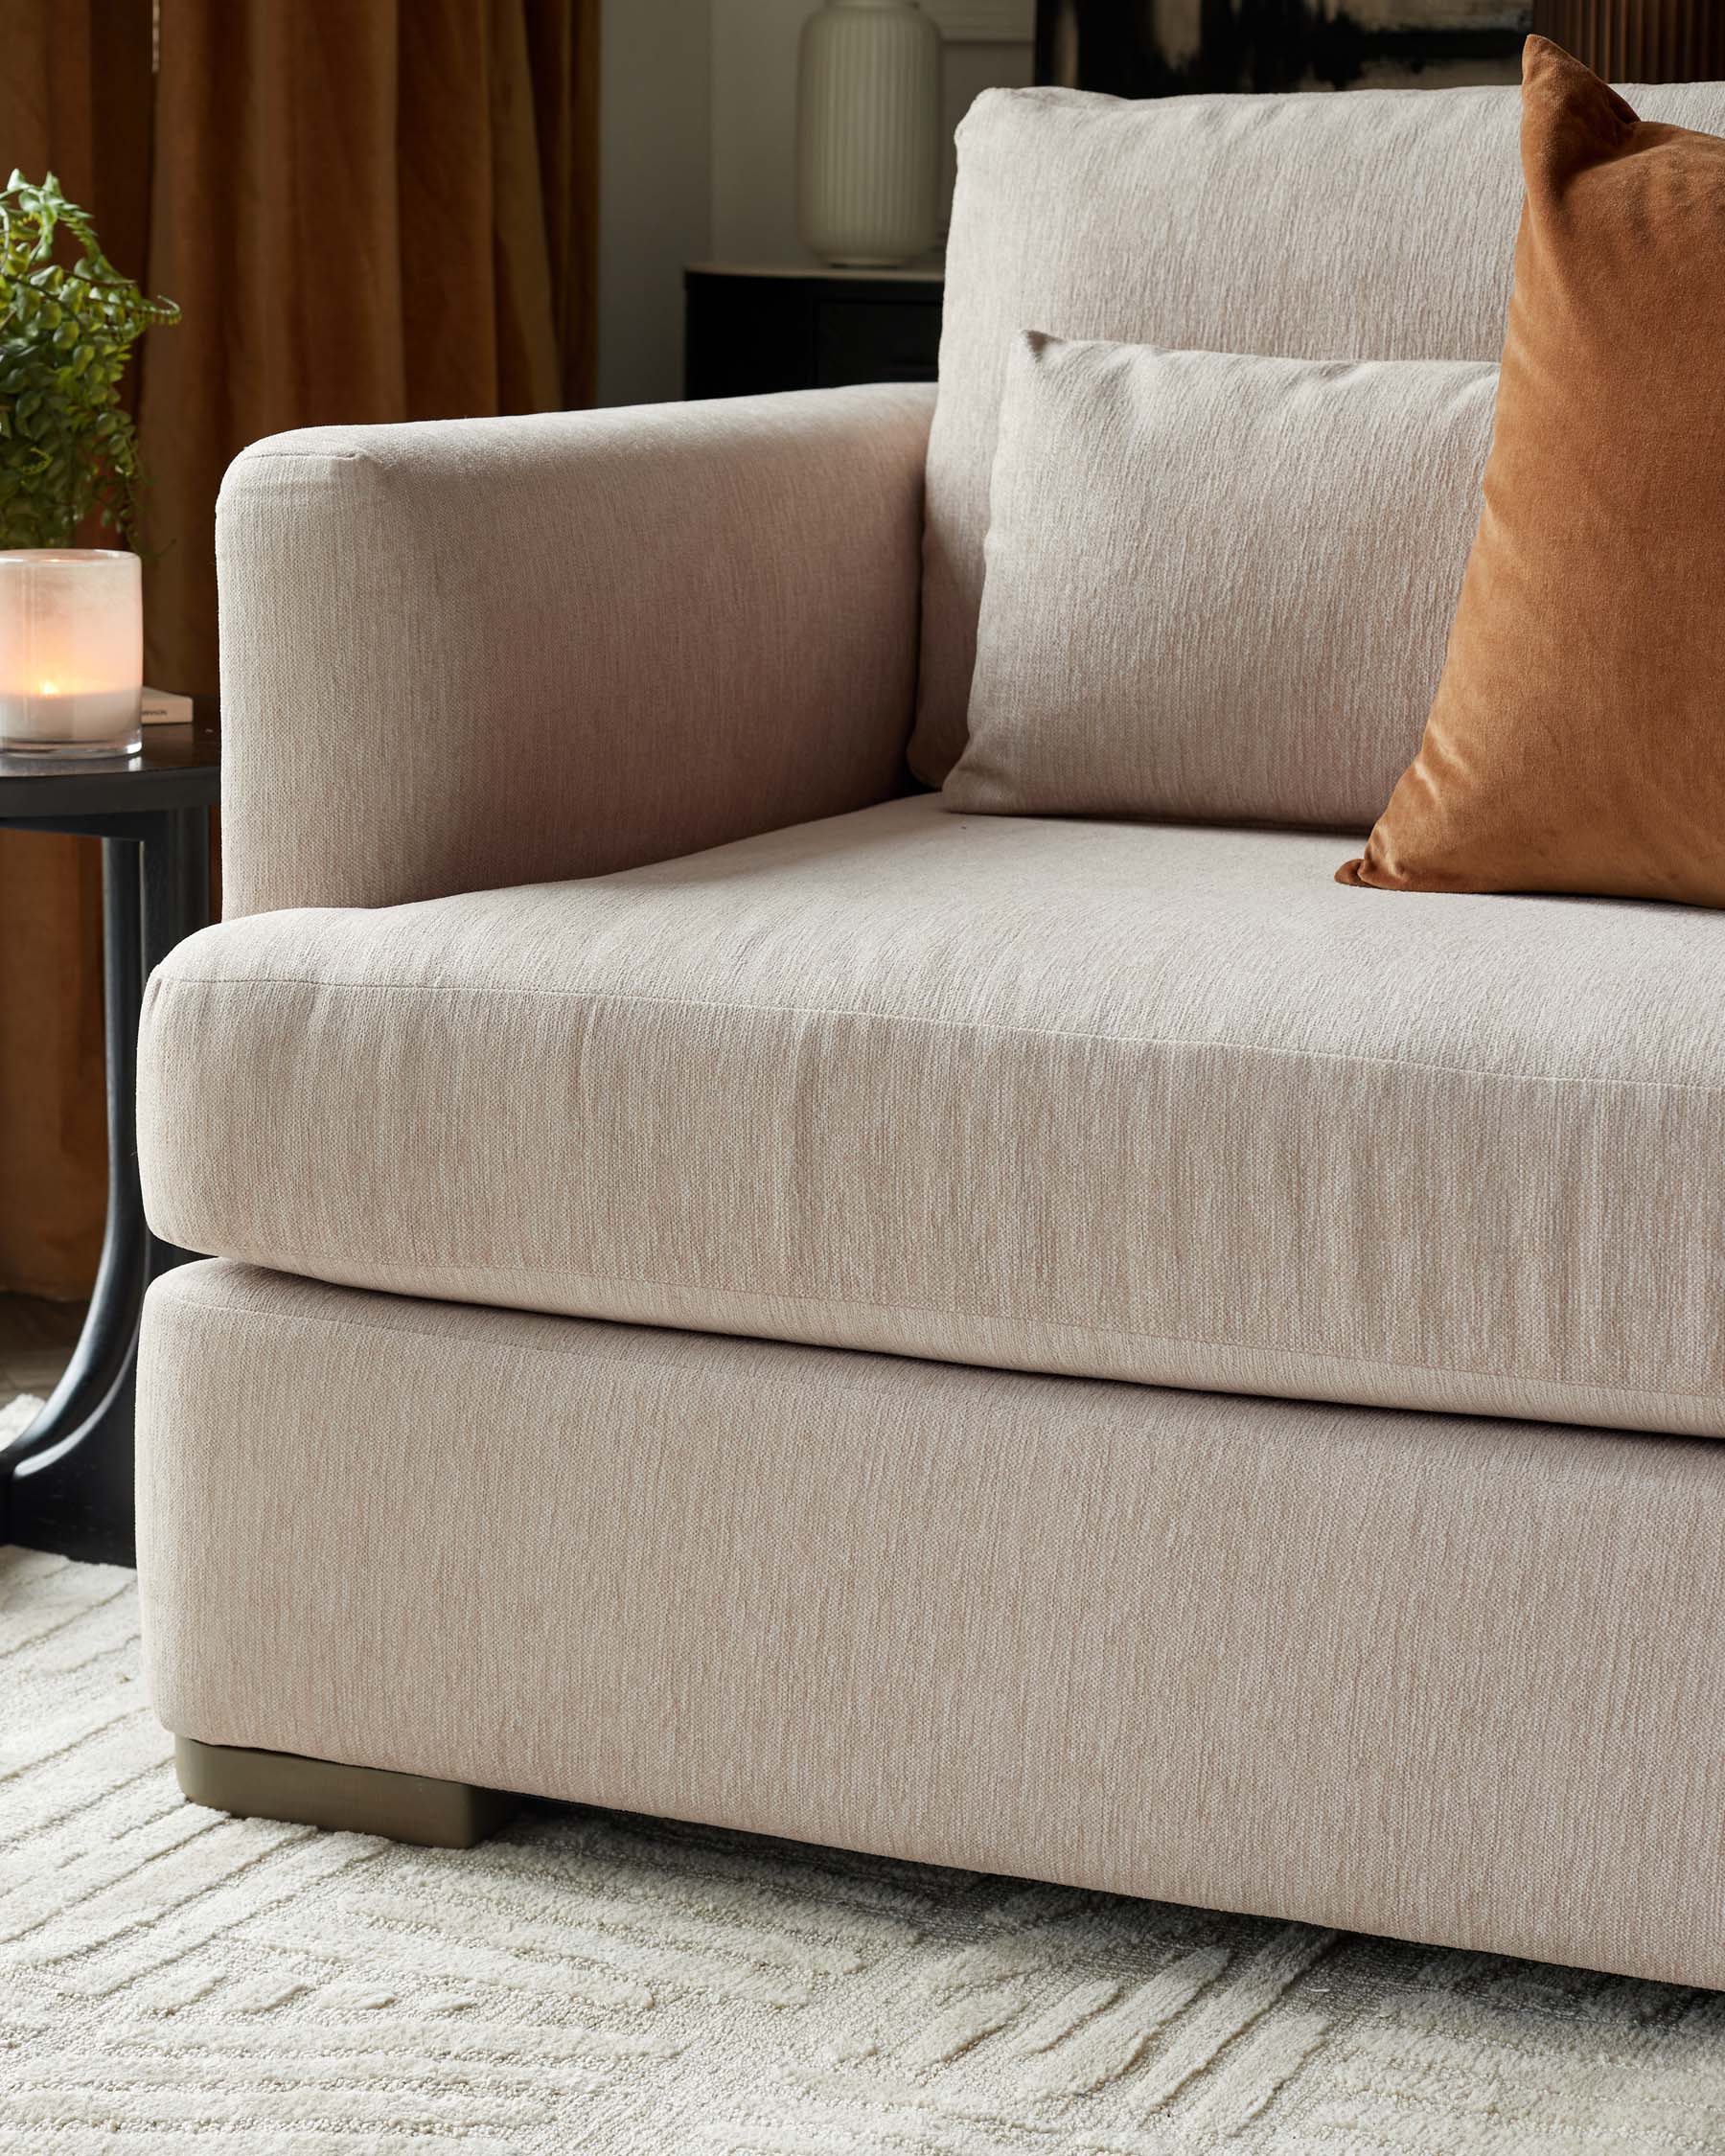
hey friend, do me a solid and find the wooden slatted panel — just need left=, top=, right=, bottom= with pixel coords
left=1532, top=0, right=1725, bottom=80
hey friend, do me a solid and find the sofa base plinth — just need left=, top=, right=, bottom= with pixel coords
left=175, top=1734, right=520, bottom=1848
left=143, top=1263, right=1725, bottom=1991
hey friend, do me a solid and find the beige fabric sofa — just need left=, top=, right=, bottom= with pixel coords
left=138, top=78, right=1725, bottom=1991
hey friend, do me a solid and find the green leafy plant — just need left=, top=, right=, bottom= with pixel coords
left=0, top=171, right=179, bottom=549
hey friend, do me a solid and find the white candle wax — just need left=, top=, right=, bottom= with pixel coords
left=0, top=549, right=143, bottom=756
left=0, top=681, right=143, bottom=746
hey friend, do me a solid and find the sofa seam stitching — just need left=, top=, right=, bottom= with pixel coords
left=150, top=1270, right=1714, bottom=1408
left=158, top=1294, right=1714, bottom=1502
left=151, top=1289, right=1090, bottom=1416
left=148, top=971, right=1725, bottom=1097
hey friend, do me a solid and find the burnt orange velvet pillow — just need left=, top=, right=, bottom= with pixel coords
left=1340, top=37, right=1725, bottom=906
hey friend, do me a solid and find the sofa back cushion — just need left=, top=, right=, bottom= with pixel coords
left=943, top=335, right=1497, bottom=832
left=911, top=74, right=1725, bottom=787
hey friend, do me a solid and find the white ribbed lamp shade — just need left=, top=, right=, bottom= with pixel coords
left=797, top=0, right=941, bottom=267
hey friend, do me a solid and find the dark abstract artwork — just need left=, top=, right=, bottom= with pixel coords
left=1035, top=1, right=1534, bottom=96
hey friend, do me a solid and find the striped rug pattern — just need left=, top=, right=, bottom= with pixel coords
left=5, top=1547, right=1725, bottom=2152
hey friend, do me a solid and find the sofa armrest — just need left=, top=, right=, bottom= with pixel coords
left=215, top=383, right=936, bottom=916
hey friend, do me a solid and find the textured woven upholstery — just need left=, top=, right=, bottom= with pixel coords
left=142, top=794, right=1725, bottom=1439
left=141, top=1258, right=1725, bottom=1993
left=945, top=336, right=1497, bottom=829
left=914, top=75, right=1725, bottom=780
left=134, top=74, right=1725, bottom=1996
left=216, top=383, right=935, bottom=917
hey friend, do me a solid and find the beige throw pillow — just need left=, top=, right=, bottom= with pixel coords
left=943, top=333, right=1498, bottom=832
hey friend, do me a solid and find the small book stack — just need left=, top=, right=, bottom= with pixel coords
left=141, top=688, right=195, bottom=727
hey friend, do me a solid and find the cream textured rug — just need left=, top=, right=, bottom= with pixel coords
left=0, top=1395, right=45, bottom=1446
left=6, top=1549, right=1725, bottom=2154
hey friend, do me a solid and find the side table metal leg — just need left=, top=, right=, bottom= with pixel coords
left=141, top=808, right=210, bottom=1275
left=3, top=809, right=212, bottom=1565
left=3, top=837, right=146, bottom=1563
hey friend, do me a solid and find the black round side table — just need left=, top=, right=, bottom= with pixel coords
left=0, top=706, right=219, bottom=1565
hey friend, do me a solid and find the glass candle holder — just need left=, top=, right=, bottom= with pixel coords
left=0, top=549, right=144, bottom=757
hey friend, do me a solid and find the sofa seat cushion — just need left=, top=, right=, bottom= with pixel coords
left=141, top=794, right=1725, bottom=1438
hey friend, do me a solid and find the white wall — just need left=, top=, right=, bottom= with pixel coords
left=597, top=0, right=713, bottom=406
left=599, top=1, right=1033, bottom=403
left=709, top=0, right=810, bottom=265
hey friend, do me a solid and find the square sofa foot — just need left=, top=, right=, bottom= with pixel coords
left=174, top=1734, right=521, bottom=1848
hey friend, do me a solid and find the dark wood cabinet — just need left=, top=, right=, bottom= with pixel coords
left=684, top=264, right=943, bottom=401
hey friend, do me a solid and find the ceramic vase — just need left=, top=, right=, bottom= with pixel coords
left=797, top=0, right=941, bottom=268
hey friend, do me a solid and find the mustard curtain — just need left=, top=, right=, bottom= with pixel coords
left=0, top=0, right=598, bottom=1296
left=139, top=0, right=600, bottom=694
left=0, top=0, right=153, bottom=1299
